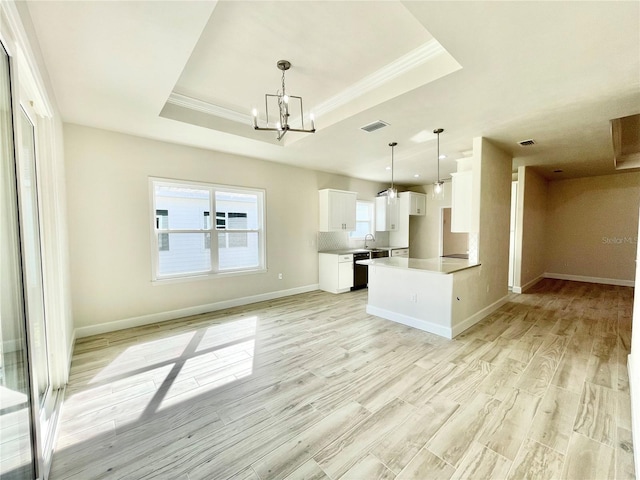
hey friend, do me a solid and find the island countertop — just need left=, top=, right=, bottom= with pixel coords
left=357, top=256, right=480, bottom=274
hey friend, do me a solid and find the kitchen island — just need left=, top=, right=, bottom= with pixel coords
left=358, top=257, right=482, bottom=339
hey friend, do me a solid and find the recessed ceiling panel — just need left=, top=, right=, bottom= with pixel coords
left=175, top=1, right=432, bottom=111
left=165, top=0, right=462, bottom=145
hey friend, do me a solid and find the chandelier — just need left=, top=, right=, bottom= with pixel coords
left=252, top=60, right=316, bottom=141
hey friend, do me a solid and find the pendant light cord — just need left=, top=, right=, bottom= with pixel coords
left=388, top=142, right=398, bottom=193
left=433, top=128, right=444, bottom=185
left=437, top=131, right=440, bottom=183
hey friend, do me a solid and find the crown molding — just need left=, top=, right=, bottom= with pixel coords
left=313, top=39, right=446, bottom=118
left=166, top=92, right=252, bottom=125
left=167, top=38, right=446, bottom=129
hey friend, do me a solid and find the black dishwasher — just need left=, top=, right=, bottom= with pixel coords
left=352, top=252, right=370, bottom=290
left=352, top=250, right=389, bottom=290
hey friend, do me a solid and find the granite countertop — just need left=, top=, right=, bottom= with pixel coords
left=356, top=256, right=481, bottom=274
left=318, top=246, right=408, bottom=255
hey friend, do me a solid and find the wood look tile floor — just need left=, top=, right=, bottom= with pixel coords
left=51, top=279, right=635, bottom=480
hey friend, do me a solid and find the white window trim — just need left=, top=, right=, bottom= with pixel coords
left=149, top=177, right=267, bottom=282
left=349, top=200, right=375, bottom=240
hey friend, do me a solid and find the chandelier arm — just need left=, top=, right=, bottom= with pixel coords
left=253, top=60, right=315, bottom=140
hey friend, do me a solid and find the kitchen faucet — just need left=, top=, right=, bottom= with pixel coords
left=364, top=233, right=375, bottom=249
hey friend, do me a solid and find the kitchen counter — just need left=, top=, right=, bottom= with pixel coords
left=357, top=256, right=480, bottom=274
left=361, top=255, right=484, bottom=339
left=318, top=246, right=407, bottom=255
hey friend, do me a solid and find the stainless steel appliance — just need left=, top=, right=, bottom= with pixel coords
left=352, top=249, right=389, bottom=290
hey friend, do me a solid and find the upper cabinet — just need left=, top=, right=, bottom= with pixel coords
left=451, top=155, right=479, bottom=233
left=375, top=196, right=399, bottom=231
left=406, top=192, right=427, bottom=216
left=319, top=189, right=357, bottom=231
left=451, top=171, right=471, bottom=232
left=389, top=193, right=411, bottom=247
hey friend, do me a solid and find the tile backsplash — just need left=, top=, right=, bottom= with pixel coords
left=317, top=231, right=389, bottom=252
left=317, top=232, right=349, bottom=251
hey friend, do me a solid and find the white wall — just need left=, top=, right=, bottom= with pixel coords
left=545, top=172, right=640, bottom=285
left=64, top=124, right=386, bottom=335
left=514, top=166, right=548, bottom=292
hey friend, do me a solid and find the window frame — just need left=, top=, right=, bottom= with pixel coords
left=149, top=177, right=267, bottom=282
left=349, top=200, right=375, bottom=240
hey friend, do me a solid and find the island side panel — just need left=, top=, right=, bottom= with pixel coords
left=365, top=264, right=454, bottom=338
left=451, top=265, right=505, bottom=337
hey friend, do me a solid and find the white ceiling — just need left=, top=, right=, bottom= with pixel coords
left=25, top=1, right=640, bottom=185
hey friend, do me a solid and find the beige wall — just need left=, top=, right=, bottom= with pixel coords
left=514, top=166, right=548, bottom=291
left=545, top=172, right=640, bottom=283
left=452, top=137, right=512, bottom=326
left=442, top=208, right=469, bottom=256
left=64, top=124, right=386, bottom=332
left=630, top=206, right=640, bottom=472
left=476, top=137, right=512, bottom=304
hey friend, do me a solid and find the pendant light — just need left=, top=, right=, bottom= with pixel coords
left=387, top=142, right=398, bottom=204
left=433, top=128, right=444, bottom=200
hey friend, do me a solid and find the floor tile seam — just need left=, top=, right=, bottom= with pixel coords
left=260, top=400, right=375, bottom=478
left=134, top=407, right=317, bottom=479
left=245, top=406, right=351, bottom=480
left=573, top=381, right=618, bottom=449
left=570, top=430, right=617, bottom=453
left=64, top=384, right=160, bottom=422
left=464, top=441, right=513, bottom=478
left=313, top=397, right=417, bottom=472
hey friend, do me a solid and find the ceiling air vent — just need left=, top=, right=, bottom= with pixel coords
left=360, top=120, right=389, bottom=133
left=518, top=139, right=536, bottom=146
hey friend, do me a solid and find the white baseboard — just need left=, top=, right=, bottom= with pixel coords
left=512, top=275, right=544, bottom=294
left=452, top=294, right=509, bottom=337
left=629, top=354, right=640, bottom=477
left=67, top=328, right=76, bottom=372
left=366, top=305, right=453, bottom=339
left=544, top=272, right=634, bottom=287
left=367, top=294, right=510, bottom=340
left=75, top=284, right=319, bottom=338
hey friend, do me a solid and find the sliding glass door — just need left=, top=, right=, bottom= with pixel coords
left=0, top=42, right=36, bottom=479
left=19, top=103, right=55, bottom=449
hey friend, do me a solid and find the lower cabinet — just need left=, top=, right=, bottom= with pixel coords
left=319, top=253, right=353, bottom=293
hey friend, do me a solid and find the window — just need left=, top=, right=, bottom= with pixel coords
left=156, top=209, right=169, bottom=250
left=350, top=200, right=375, bottom=239
left=151, top=178, right=265, bottom=280
left=215, top=212, right=249, bottom=248
left=204, top=211, right=249, bottom=249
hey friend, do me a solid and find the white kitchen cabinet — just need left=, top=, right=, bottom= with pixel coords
left=451, top=170, right=475, bottom=232
left=391, top=248, right=409, bottom=257
left=319, top=253, right=353, bottom=293
left=389, top=193, right=410, bottom=247
left=319, top=189, right=357, bottom=231
left=407, top=192, right=427, bottom=216
left=375, top=196, right=399, bottom=231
